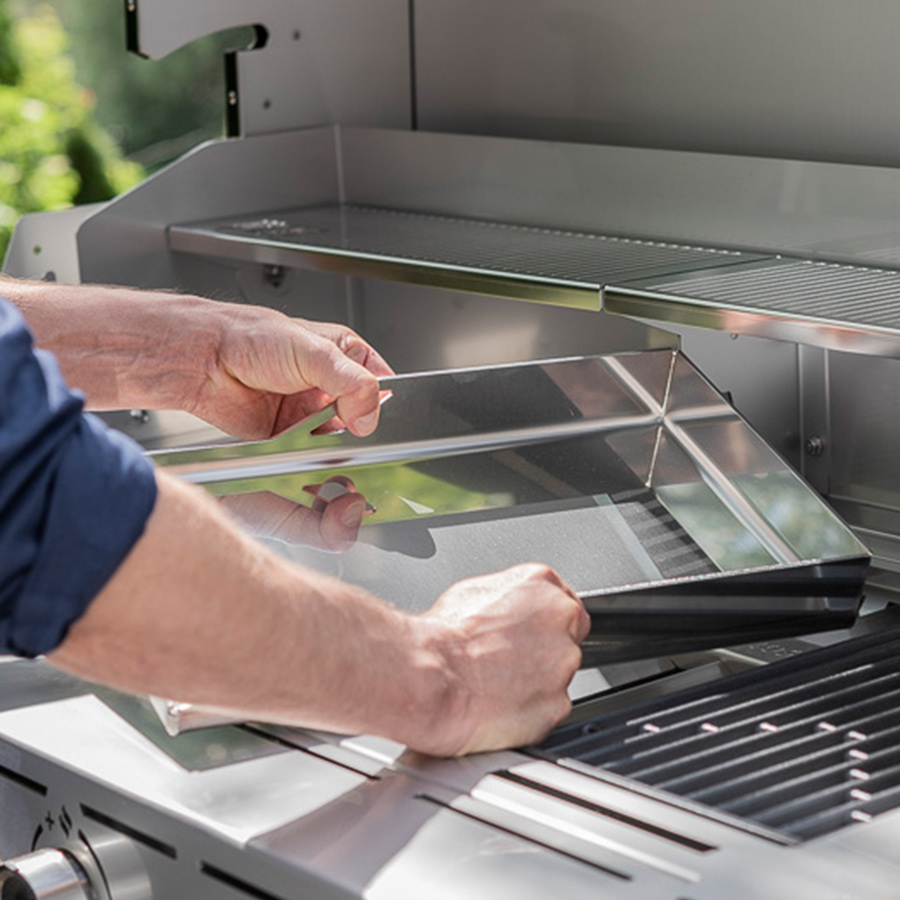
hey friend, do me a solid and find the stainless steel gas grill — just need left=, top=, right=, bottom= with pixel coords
left=7, top=1, right=900, bottom=898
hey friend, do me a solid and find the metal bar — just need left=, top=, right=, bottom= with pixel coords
left=169, top=224, right=602, bottom=310
left=153, top=411, right=660, bottom=484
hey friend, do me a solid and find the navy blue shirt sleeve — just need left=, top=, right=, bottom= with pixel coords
left=0, top=296, right=158, bottom=657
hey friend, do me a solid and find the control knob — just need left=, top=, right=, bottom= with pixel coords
left=0, top=847, right=92, bottom=899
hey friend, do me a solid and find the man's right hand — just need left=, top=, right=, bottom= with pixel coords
left=408, top=564, right=590, bottom=757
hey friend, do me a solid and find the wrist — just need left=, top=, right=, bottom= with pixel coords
left=14, top=280, right=224, bottom=411
left=388, top=616, right=473, bottom=756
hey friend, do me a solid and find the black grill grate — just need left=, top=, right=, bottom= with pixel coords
left=541, top=629, right=900, bottom=840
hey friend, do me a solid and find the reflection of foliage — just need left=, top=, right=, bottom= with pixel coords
left=178, top=409, right=515, bottom=522
left=656, top=482, right=775, bottom=571
left=0, top=1, right=143, bottom=259
left=735, top=471, right=865, bottom=560
left=656, top=469, right=865, bottom=571
left=206, top=462, right=513, bottom=526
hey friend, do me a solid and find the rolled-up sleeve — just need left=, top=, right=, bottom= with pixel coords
left=0, top=297, right=157, bottom=657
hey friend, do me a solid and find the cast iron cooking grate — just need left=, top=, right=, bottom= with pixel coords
left=541, top=629, right=900, bottom=840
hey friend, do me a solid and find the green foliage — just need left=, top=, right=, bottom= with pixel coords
left=0, top=1, right=22, bottom=83
left=0, top=1, right=143, bottom=261
left=40, top=0, right=245, bottom=166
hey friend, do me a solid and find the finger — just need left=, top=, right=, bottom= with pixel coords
left=219, top=492, right=323, bottom=546
left=298, top=337, right=382, bottom=437
left=271, top=388, right=331, bottom=436
left=341, top=335, right=394, bottom=378
left=299, top=320, right=395, bottom=377
left=303, top=476, right=356, bottom=513
left=319, top=493, right=366, bottom=551
left=518, top=562, right=581, bottom=602
left=572, top=600, right=592, bottom=644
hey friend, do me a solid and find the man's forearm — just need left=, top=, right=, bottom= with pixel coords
left=0, top=275, right=220, bottom=411
left=0, top=275, right=387, bottom=440
left=49, top=472, right=459, bottom=748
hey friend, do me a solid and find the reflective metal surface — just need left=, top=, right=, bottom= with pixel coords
left=169, top=205, right=760, bottom=311
left=605, top=260, right=900, bottom=358
left=0, top=849, right=91, bottom=900
left=127, top=0, right=411, bottom=138
left=153, top=350, right=869, bottom=662
left=414, top=0, right=900, bottom=170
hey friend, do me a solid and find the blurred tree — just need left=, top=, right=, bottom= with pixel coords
left=0, top=0, right=143, bottom=261
left=0, top=0, right=22, bottom=83
left=27, top=0, right=252, bottom=168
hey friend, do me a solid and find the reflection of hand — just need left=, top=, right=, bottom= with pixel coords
left=219, top=478, right=367, bottom=552
left=411, top=564, right=590, bottom=756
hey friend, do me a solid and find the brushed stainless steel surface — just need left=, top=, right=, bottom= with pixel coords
left=70, top=126, right=900, bottom=298
left=414, top=0, right=900, bottom=169
left=338, top=128, right=900, bottom=267
left=2, top=205, right=104, bottom=283
left=128, top=0, right=410, bottom=138
left=78, top=128, right=341, bottom=290
left=5, top=676, right=900, bottom=900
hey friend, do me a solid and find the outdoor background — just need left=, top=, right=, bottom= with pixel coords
left=0, top=0, right=244, bottom=260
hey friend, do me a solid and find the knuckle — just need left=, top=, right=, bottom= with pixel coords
left=564, top=642, right=584, bottom=675
left=518, top=561, right=555, bottom=583
left=552, top=693, right=573, bottom=725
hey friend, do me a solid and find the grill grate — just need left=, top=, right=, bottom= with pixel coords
left=643, top=259, right=900, bottom=335
left=541, top=628, right=900, bottom=840
left=209, top=204, right=758, bottom=287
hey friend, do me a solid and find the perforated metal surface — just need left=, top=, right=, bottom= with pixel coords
left=643, top=260, right=900, bottom=330
left=170, top=204, right=760, bottom=309
left=173, top=205, right=900, bottom=353
left=542, top=629, right=900, bottom=841
left=607, top=259, right=900, bottom=354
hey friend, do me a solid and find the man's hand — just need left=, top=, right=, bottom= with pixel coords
left=407, top=564, right=590, bottom=757
left=49, top=473, right=588, bottom=758
left=187, top=307, right=393, bottom=440
left=2, top=278, right=393, bottom=440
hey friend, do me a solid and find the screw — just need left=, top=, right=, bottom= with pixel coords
left=263, top=264, right=285, bottom=288
left=805, top=436, right=826, bottom=457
